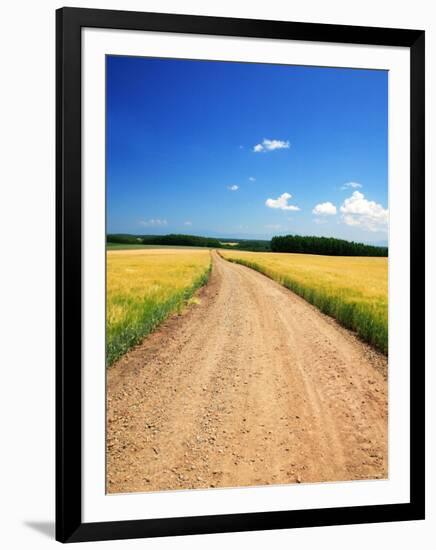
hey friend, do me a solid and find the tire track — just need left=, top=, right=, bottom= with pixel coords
left=107, top=251, right=387, bottom=493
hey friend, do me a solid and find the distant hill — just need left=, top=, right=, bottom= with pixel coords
left=366, top=240, right=389, bottom=248
left=219, top=238, right=271, bottom=251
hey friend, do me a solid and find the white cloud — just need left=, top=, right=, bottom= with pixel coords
left=139, top=218, right=167, bottom=227
left=265, top=192, right=300, bottom=211
left=248, top=176, right=256, bottom=182
left=312, top=201, right=337, bottom=216
left=184, top=221, right=192, bottom=226
left=341, top=181, right=363, bottom=190
left=253, top=139, right=290, bottom=153
left=340, top=191, right=388, bottom=232
left=227, top=185, right=239, bottom=191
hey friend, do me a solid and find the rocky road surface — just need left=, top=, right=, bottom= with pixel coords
left=107, top=251, right=387, bottom=493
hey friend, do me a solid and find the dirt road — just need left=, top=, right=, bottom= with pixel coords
left=107, top=251, right=387, bottom=493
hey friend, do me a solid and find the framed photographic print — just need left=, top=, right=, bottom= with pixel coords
left=56, top=7, right=425, bottom=543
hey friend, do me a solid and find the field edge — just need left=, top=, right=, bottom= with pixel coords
left=219, top=252, right=387, bottom=355
left=106, top=258, right=212, bottom=367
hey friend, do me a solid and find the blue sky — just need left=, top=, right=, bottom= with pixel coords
left=107, top=56, right=388, bottom=243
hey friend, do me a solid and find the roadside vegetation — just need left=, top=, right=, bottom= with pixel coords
left=107, top=248, right=211, bottom=365
left=220, top=250, right=388, bottom=354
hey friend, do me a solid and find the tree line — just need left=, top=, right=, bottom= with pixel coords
left=270, top=235, right=388, bottom=257
left=107, top=233, right=222, bottom=248
left=107, top=233, right=387, bottom=256
left=107, top=234, right=272, bottom=251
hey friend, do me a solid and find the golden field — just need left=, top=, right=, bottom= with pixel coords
left=107, top=248, right=211, bottom=365
left=220, top=250, right=388, bottom=353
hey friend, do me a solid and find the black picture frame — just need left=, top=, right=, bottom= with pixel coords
left=56, top=7, right=425, bottom=543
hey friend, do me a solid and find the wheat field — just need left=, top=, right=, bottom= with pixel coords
left=107, top=248, right=211, bottom=365
left=220, top=250, right=388, bottom=354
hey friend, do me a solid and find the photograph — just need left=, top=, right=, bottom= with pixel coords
left=105, top=55, right=389, bottom=495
